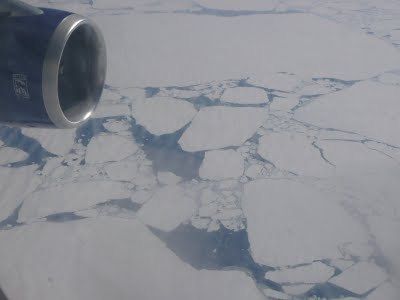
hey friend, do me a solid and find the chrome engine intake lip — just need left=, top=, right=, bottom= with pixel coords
left=42, top=14, right=107, bottom=128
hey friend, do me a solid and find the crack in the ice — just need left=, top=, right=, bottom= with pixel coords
left=311, top=141, right=336, bottom=166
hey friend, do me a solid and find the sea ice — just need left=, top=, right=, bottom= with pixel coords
left=257, top=132, right=333, bottom=176
left=157, top=171, right=182, bottom=185
left=96, top=13, right=400, bottom=87
left=242, top=179, right=369, bottom=266
left=295, top=81, right=400, bottom=146
left=220, top=87, right=267, bottom=104
left=104, top=160, right=140, bottom=182
left=329, top=259, right=354, bottom=271
left=265, top=262, right=335, bottom=284
left=0, top=166, right=41, bottom=221
left=0, top=217, right=264, bottom=300
left=103, top=119, right=131, bottom=133
left=0, top=147, right=27, bottom=165
left=199, top=149, right=244, bottom=180
left=366, top=282, right=399, bottom=300
left=132, top=97, right=197, bottom=135
left=269, top=95, right=299, bottom=112
left=329, top=262, right=387, bottom=295
left=18, top=181, right=130, bottom=223
left=137, top=185, right=196, bottom=231
left=195, top=0, right=279, bottom=11
left=262, top=288, right=289, bottom=300
left=282, top=284, right=314, bottom=295
left=179, top=106, right=267, bottom=151
left=22, top=128, right=75, bottom=156
left=93, top=103, right=130, bottom=118
left=86, top=134, right=138, bottom=164
left=248, top=73, right=301, bottom=92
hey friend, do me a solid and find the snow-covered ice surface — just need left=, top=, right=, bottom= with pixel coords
left=220, top=87, right=268, bottom=104
left=1, top=0, right=400, bottom=299
left=265, top=262, right=335, bottom=284
left=132, top=97, right=197, bottom=135
left=199, top=149, right=244, bottom=180
left=179, top=106, right=268, bottom=151
left=329, top=262, right=388, bottom=295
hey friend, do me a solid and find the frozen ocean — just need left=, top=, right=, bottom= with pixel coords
left=1, top=0, right=400, bottom=299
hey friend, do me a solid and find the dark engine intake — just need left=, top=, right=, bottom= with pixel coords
left=0, top=0, right=106, bottom=128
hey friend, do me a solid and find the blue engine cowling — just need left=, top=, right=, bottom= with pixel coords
left=0, top=1, right=106, bottom=128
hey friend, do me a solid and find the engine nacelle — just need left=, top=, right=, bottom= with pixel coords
left=0, top=0, right=106, bottom=128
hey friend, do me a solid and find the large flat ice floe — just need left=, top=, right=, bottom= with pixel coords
left=132, top=97, right=197, bottom=135
left=0, top=218, right=264, bottom=300
left=248, top=73, right=302, bottom=92
left=18, top=181, right=131, bottom=223
left=0, top=147, right=27, bottom=165
left=179, top=106, right=267, bottom=151
left=242, top=179, right=369, bottom=266
left=0, top=166, right=41, bottom=222
left=329, top=262, right=388, bottom=295
left=220, top=87, right=268, bottom=104
left=95, top=12, right=400, bottom=87
left=265, top=262, right=335, bottom=284
left=86, top=134, right=139, bottom=164
left=199, top=149, right=244, bottom=180
left=257, top=132, right=333, bottom=176
left=104, top=160, right=141, bottom=182
left=295, top=81, right=400, bottom=147
left=22, top=128, right=76, bottom=156
left=195, top=0, right=279, bottom=11
left=366, top=282, right=399, bottom=300
left=137, top=185, right=196, bottom=231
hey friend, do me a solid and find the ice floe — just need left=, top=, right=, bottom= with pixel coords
left=103, top=119, right=131, bottom=133
left=195, top=0, right=279, bottom=11
left=21, top=128, right=75, bottom=156
left=257, top=132, right=333, bottom=176
left=0, top=218, right=264, bottom=300
left=366, top=282, right=399, bottom=300
left=329, top=259, right=354, bottom=271
left=96, top=12, right=400, bottom=88
left=248, top=73, right=302, bottom=92
left=269, top=95, right=299, bottom=112
left=329, top=262, right=387, bottom=295
left=137, top=185, right=196, bottom=231
left=282, top=284, right=314, bottom=295
left=86, top=134, right=138, bottom=164
left=377, top=72, right=400, bottom=85
left=130, top=189, right=153, bottom=205
left=317, top=140, right=396, bottom=176
left=220, top=87, right=267, bottom=104
left=93, top=103, right=131, bottom=118
left=132, top=97, right=197, bottom=135
left=244, top=163, right=268, bottom=179
left=197, top=188, right=244, bottom=231
left=0, top=147, right=28, bottom=165
left=18, top=181, right=131, bottom=223
left=104, top=160, right=140, bottom=182
left=157, top=171, right=182, bottom=185
left=0, top=166, right=41, bottom=222
left=179, top=106, right=267, bottom=151
left=262, top=288, right=289, bottom=299
left=265, top=262, right=335, bottom=284
left=242, top=179, right=369, bottom=266
left=199, top=149, right=244, bottom=180
left=295, top=81, right=400, bottom=146
left=105, top=160, right=157, bottom=188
